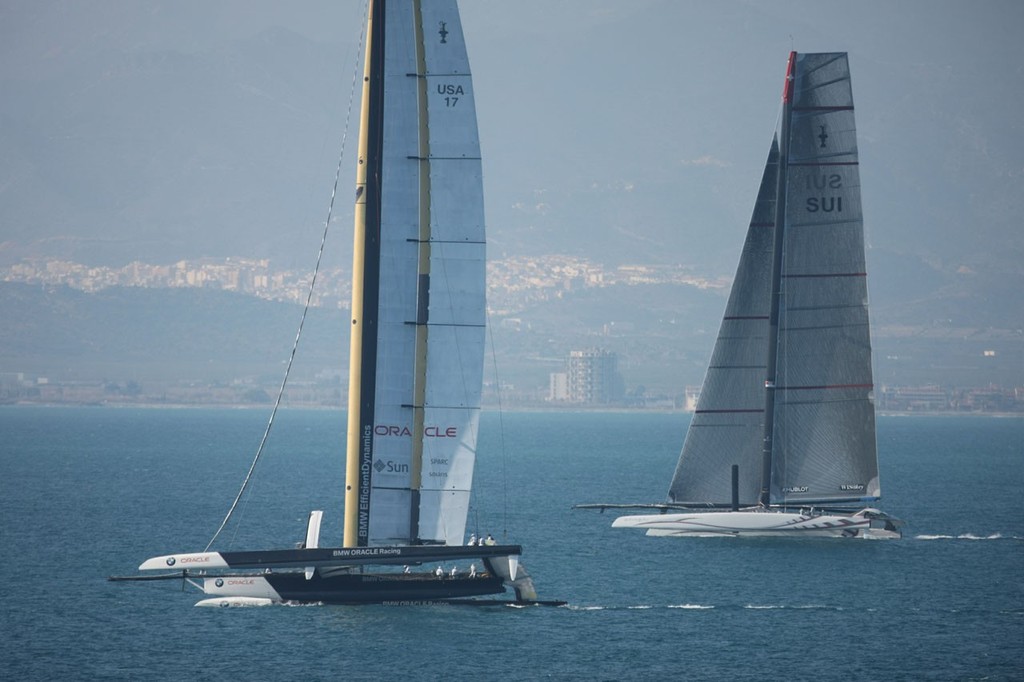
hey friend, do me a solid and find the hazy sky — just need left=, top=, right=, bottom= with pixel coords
left=1, top=0, right=1022, bottom=390
left=1, top=1, right=1022, bottom=283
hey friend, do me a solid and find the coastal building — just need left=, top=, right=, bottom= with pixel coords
left=548, top=372, right=569, bottom=401
left=566, top=348, right=624, bottom=405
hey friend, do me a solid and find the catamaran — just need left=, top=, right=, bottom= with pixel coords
left=580, top=52, right=902, bottom=539
left=112, top=0, right=557, bottom=605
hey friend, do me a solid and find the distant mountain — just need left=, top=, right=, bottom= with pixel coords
left=2, top=278, right=1019, bottom=397
left=1, top=2, right=1021, bottom=393
left=2, top=1, right=1022, bottom=282
left=0, top=4, right=359, bottom=269
left=0, top=282, right=345, bottom=383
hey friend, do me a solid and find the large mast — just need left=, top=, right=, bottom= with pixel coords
left=758, top=51, right=796, bottom=508
left=344, top=0, right=386, bottom=548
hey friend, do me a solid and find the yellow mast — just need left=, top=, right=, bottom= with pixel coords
left=343, top=0, right=378, bottom=548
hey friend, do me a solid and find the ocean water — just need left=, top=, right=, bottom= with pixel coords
left=1, top=406, right=1021, bottom=681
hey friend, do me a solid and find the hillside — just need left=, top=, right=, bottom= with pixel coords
left=2, top=281, right=1019, bottom=405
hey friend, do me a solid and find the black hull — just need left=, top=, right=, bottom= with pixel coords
left=264, top=572, right=507, bottom=605
left=120, top=544, right=550, bottom=605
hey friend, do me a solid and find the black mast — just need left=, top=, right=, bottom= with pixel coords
left=758, top=51, right=795, bottom=508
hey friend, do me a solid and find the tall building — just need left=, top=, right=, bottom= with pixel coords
left=567, top=348, right=624, bottom=404
left=548, top=372, right=569, bottom=401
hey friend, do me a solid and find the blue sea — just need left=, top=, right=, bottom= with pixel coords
left=2, top=406, right=1021, bottom=681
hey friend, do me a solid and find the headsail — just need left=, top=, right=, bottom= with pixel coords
left=345, top=0, right=485, bottom=547
left=668, top=52, right=880, bottom=508
left=667, top=139, right=780, bottom=506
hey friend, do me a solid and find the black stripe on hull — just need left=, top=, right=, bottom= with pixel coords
left=265, top=573, right=506, bottom=604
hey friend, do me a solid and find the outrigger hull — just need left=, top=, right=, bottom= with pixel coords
left=612, top=508, right=901, bottom=539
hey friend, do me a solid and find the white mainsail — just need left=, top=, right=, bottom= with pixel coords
left=346, top=0, right=485, bottom=547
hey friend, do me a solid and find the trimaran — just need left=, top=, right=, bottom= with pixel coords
left=112, top=0, right=559, bottom=606
left=579, top=52, right=902, bottom=539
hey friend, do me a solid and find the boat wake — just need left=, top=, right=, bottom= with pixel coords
left=568, top=603, right=872, bottom=613
left=567, top=604, right=714, bottom=612
left=744, top=604, right=837, bottom=610
left=914, top=533, right=1017, bottom=541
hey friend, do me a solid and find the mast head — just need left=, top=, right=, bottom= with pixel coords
left=782, top=51, right=797, bottom=103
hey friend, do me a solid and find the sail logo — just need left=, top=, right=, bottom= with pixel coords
left=375, top=424, right=458, bottom=438
left=359, top=424, right=372, bottom=541
left=804, top=173, right=844, bottom=213
left=374, top=459, right=409, bottom=474
left=804, top=174, right=842, bottom=190
left=437, top=83, right=464, bottom=108
left=806, top=197, right=842, bottom=213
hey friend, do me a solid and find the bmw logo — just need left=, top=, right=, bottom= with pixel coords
left=166, top=557, right=176, bottom=567
left=215, top=578, right=224, bottom=588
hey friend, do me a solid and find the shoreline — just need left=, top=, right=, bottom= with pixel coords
left=1, top=399, right=1021, bottom=418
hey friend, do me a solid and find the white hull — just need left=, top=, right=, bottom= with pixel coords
left=139, top=551, right=228, bottom=571
left=612, top=508, right=900, bottom=539
left=202, top=576, right=282, bottom=601
left=195, top=596, right=275, bottom=608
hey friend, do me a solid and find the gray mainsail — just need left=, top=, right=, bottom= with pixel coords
left=771, top=52, right=879, bottom=505
left=668, top=52, right=880, bottom=508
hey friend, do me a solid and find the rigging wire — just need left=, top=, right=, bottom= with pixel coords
left=486, top=313, right=511, bottom=541
left=204, top=17, right=366, bottom=552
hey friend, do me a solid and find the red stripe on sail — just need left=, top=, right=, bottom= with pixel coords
left=789, top=161, right=859, bottom=167
left=782, top=272, right=866, bottom=278
left=776, top=384, right=873, bottom=391
left=695, top=409, right=765, bottom=414
left=791, top=106, right=854, bottom=112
